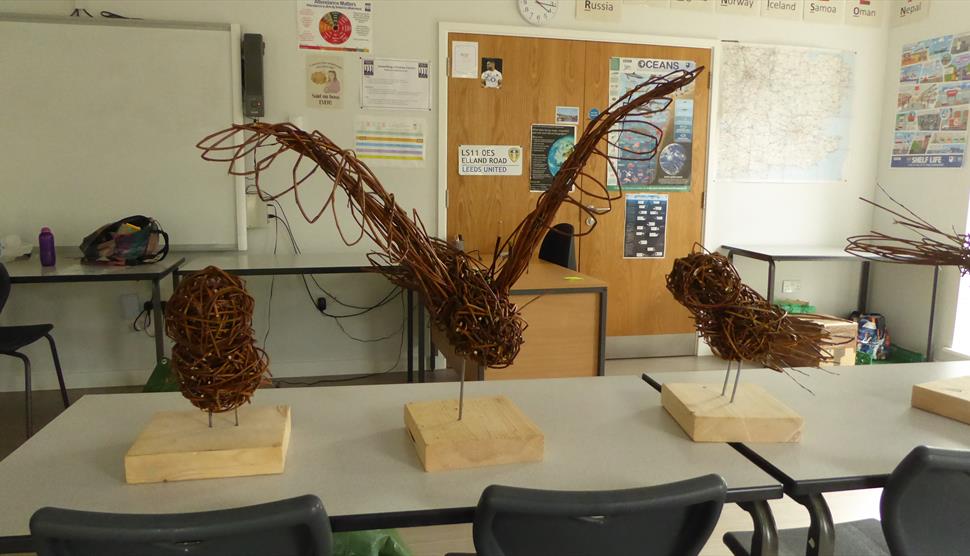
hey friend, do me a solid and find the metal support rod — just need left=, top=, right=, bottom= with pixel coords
left=208, top=410, right=213, bottom=428
left=721, top=359, right=733, bottom=396
left=458, top=359, right=466, bottom=421
left=234, top=408, right=239, bottom=427
left=730, top=361, right=742, bottom=403
left=927, top=265, right=939, bottom=362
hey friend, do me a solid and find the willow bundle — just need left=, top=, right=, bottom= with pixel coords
left=666, top=247, right=837, bottom=372
left=846, top=189, right=970, bottom=272
left=197, top=68, right=703, bottom=368
left=165, top=266, right=270, bottom=413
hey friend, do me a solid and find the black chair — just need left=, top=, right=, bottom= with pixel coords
left=447, top=474, right=726, bottom=556
left=881, top=445, right=970, bottom=556
left=723, top=516, right=887, bottom=556
left=0, top=262, right=69, bottom=437
left=538, top=223, right=576, bottom=270
left=30, top=494, right=333, bottom=556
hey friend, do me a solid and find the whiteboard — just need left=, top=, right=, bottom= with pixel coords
left=0, top=15, right=244, bottom=250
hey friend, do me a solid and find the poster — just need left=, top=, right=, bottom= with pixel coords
left=296, top=0, right=373, bottom=53
left=623, top=194, right=667, bottom=259
left=555, top=106, right=580, bottom=124
left=803, top=0, right=844, bottom=23
left=607, top=57, right=696, bottom=191
left=893, top=0, right=929, bottom=26
left=360, top=58, right=431, bottom=111
left=306, top=55, right=343, bottom=109
left=892, top=33, right=969, bottom=168
left=458, top=145, right=523, bottom=176
left=354, top=116, right=425, bottom=167
left=762, top=0, right=803, bottom=20
left=451, top=41, right=479, bottom=79
left=530, top=124, right=576, bottom=192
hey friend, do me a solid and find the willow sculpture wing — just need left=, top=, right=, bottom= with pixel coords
left=666, top=246, right=837, bottom=372
left=197, top=68, right=703, bottom=368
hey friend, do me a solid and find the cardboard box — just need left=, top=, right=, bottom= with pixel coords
left=789, top=315, right=857, bottom=367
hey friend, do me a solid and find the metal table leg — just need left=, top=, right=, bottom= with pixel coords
left=793, top=493, right=835, bottom=556
left=927, top=266, right=939, bottom=362
left=738, top=500, right=779, bottom=556
left=766, top=259, right=776, bottom=304
left=151, top=278, right=165, bottom=365
left=406, top=290, right=414, bottom=383
left=418, top=299, right=426, bottom=383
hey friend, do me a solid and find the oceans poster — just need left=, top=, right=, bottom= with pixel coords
left=892, top=33, right=970, bottom=168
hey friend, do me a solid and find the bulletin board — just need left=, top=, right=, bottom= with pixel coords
left=0, top=15, right=245, bottom=250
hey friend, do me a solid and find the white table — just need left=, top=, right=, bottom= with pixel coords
left=722, top=243, right=940, bottom=360
left=4, top=250, right=184, bottom=365
left=645, top=362, right=970, bottom=556
left=0, top=376, right=782, bottom=553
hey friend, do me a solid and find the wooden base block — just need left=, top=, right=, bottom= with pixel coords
left=661, top=383, right=802, bottom=443
left=404, top=396, right=543, bottom=472
left=125, top=405, right=291, bottom=484
left=912, top=375, right=970, bottom=425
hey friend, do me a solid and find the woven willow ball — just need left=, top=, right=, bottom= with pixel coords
left=165, top=266, right=269, bottom=413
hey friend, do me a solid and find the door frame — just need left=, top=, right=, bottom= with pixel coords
left=436, top=22, right=723, bottom=356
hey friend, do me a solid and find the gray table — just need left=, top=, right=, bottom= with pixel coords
left=722, top=244, right=940, bottom=361
left=174, top=252, right=421, bottom=382
left=645, top=362, right=970, bottom=556
left=4, top=250, right=184, bottom=365
left=0, top=376, right=783, bottom=553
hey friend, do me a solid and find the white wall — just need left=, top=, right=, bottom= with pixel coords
left=871, top=0, right=970, bottom=360
left=0, top=0, right=889, bottom=391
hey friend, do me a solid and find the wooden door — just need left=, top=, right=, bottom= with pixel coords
left=579, top=43, right=711, bottom=347
left=446, top=33, right=585, bottom=254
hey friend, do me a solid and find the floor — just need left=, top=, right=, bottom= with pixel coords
left=0, top=356, right=882, bottom=555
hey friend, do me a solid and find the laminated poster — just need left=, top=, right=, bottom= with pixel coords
left=607, top=57, right=695, bottom=192
left=306, top=55, right=343, bottom=109
left=296, top=0, right=373, bottom=53
left=354, top=116, right=425, bottom=168
left=623, top=194, right=667, bottom=259
left=530, top=124, right=576, bottom=193
left=361, top=58, right=431, bottom=111
left=892, top=33, right=970, bottom=168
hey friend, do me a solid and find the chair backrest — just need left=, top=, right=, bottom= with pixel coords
left=30, top=494, right=333, bottom=556
left=881, top=445, right=970, bottom=556
left=472, top=475, right=726, bottom=556
left=538, top=223, right=576, bottom=270
left=0, top=262, right=10, bottom=315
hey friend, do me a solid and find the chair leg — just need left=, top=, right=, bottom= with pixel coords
left=10, top=352, right=32, bottom=438
left=44, top=333, right=70, bottom=408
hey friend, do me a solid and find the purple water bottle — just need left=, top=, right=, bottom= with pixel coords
left=39, top=227, right=56, bottom=267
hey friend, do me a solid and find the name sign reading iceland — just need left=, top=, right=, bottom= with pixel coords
left=459, top=145, right=523, bottom=176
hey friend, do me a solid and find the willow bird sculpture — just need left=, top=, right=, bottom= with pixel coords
left=165, top=266, right=270, bottom=422
left=197, top=68, right=702, bottom=370
left=666, top=246, right=837, bottom=400
left=846, top=187, right=970, bottom=273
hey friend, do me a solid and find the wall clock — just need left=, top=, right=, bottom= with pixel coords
left=518, top=0, right=559, bottom=26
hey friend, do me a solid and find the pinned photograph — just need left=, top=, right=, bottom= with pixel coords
left=481, top=58, right=503, bottom=89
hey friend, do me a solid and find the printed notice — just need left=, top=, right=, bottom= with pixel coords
left=306, top=55, right=343, bottom=109
left=893, top=0, right=929, bottom=26
left=361, top=58, right=431, bottom=111
left=451, top=41, right=479, bottom=79
left=845, top=0, right=885, bottom=26
left=355, top=117, right=425, bottom=167
left=670, top=0, right=714, bottom=11
left=623, top=194, right=667, bottom=259
left=576, top=0, right=622, bottom=21
left=607, top=57, right=696, bottom=191
left=530, top=124, right=576, bottom=193
left=296, top=0, right=373, bottom=53
left=892, top=33, right=969, bottom=168
left=555, top=106, right=580, bottom=124
left=459, top=145, right=523, bottom=176
left=762, top=0, right=803, bottom=20
left=716, top=0, right=759, bottom=16
left=803, top=0, right=845, bottom=23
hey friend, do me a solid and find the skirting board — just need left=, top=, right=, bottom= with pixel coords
left=125, top=404, right=291, bottom=484
left=404, top=396, right=543, bottom=472
left=912, top=375, right=970, bottom=425
left=661, top=382, right=803, bottom=443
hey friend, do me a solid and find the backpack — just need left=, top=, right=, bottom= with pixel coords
left=80, top=215, right=169, bottom=265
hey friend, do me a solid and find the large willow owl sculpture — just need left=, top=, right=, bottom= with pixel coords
left=197, top=68, right=703, bottom=368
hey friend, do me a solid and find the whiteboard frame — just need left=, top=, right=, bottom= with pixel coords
left=0, top=14, right=247, bottom=251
